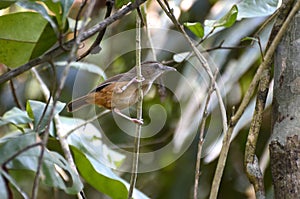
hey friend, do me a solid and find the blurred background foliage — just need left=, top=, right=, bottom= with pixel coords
left=0, top=0, right=279, bottom=198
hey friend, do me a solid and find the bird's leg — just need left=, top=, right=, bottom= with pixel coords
left=113, top=108, right=143, bottom=125
left=115, top=76, right=145, bottom=93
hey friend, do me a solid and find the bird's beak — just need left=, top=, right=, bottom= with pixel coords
left=163, top=65, right=176, bottom=72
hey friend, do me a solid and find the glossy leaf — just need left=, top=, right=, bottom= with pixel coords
left=42, top=0, right=73, bottom=31
left=184, top=22, right=204, bottom=38
left=58, top=116, right=148, bottom=198
left=17, top=1, right=59, bottom=35
left=72, top=147, right=128, bottom=199
left=205, top=5, right=238, bottom=28
left=0, top=133, right=83, bottom=194
left=26, top=100, right=65, bottom=132
left=0, top=107, right=32, bottom=126
left=60, top=0, right=74, bottom=30
left=0, top=12, right=56, bottom=68
left=56, top=61, right=107, bottom=77
left=237, top=0, right=279, bottom=19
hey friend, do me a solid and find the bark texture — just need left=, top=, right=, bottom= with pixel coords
left=271, top=7, right=300, bottom=199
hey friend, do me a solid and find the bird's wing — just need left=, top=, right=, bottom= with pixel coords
left=89, top=73, right=131, bottom=93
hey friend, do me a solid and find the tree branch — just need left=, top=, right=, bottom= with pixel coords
left=210, top=1, right=300, bottom=198
left=0, top=0, right=147, bottom=85
left=194, top=72, right=218, bottom=199
left=31, top=1, right=96, bottom=198
left=77, top=0, right=114, bottom=61
left=128, top=8, right=143, bottom=199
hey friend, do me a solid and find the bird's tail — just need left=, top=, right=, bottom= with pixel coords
left=67, top=95, right=89, bottom=112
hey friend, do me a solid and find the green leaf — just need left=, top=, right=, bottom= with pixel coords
left=26, top=100, right=65, bottom=132
left=0, top=107, right=32, bottom=126
left=56, top=61, right=107, bottom=77
left=205, top=5, right=238, bottom=28
left=0, top=133, right=83, bottom=194
left=60, top=116, right=124, bottom=168
left=0, top=0, right=16, bottom=9
left=30, top=22, right=57, bottom=59
left=60, top=116, right=149, bottom=199
left=41, top=0, right=73, bottom=31
left=72, top=147, right=128, bottom=199
left=184, top=22, right=204, bottom=38
left=115, top=0, right=133, bottom=9
left=237, top=0, right=279, bottom=19
left=17, top=1, right=59, bottom=35
left=60, top=0, right=74, bottom=30
left=0, top=12, right=56, bottom=68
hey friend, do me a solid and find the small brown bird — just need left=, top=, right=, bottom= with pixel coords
left=67, top=61, right=175, bottom=123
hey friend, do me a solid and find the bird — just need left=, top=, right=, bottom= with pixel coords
left=67, top=61, right=175, bottom=124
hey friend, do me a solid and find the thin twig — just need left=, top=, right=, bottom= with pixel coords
left=245, top=68, right=270, bottom=199
left=143, top=5, right=156, bottom=61
left=0, top=167, right=30, bottom=199
left=31, top=1, right=96, bottom=198
left=77, top=0, right=114, bottom=61
left=0, top=0, right=148, bottom=85
left=74, top=0, right=88, bottom=39
left=31, top=68, right=53, bottom=133
left=128, top=9, right=143, bottom=199
left=1, top=141, right=42, bottom=199
left=194, top=72, right=218, bottom=199
left=156, top=0, right=228, bottom=135
left=31, top=67, right=86, bottom=199
left=210, top=1, right=300, bottom=198
left=63, top=110, right=110, bottom=138
left=9, top=78, right=24, bottom=110
left=2, top=142, right=43, bottom=167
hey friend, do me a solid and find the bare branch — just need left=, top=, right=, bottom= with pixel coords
left=194, top=72, right=218, bottom=199
left=9, top=78, right=24, bottom=110
left=31, top=1, right=97, bottom=198
left=77, top=0, right=114, bottom=61
left=128, top=9, right=143, bottom=199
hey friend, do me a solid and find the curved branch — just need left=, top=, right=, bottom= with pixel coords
left=0, top=0, right=147, bottom=85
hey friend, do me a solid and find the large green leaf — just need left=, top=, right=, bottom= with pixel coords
left=0, top=133, right=83, bottom=195
left=17, top=1, right=59, bottom=35
left=58, top=116, right=149, bottom=199
left=0, top=12, right=56, bottom=68
left=72, top=147, right=128, bottom=199
left=0, top=107, right=32, bottom=127
left=26, top=100, right=65, bottom=132
left=60, top=116, right=127, bottom=198
left=237, top=0, right=279, bottom=19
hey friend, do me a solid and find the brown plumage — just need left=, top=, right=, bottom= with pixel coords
left=67, top=61, right=175, bottom=112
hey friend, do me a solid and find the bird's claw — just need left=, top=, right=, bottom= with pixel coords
left=134, top=76, right=145, bottom=83
left=131, top=118, right=144, bottom=125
